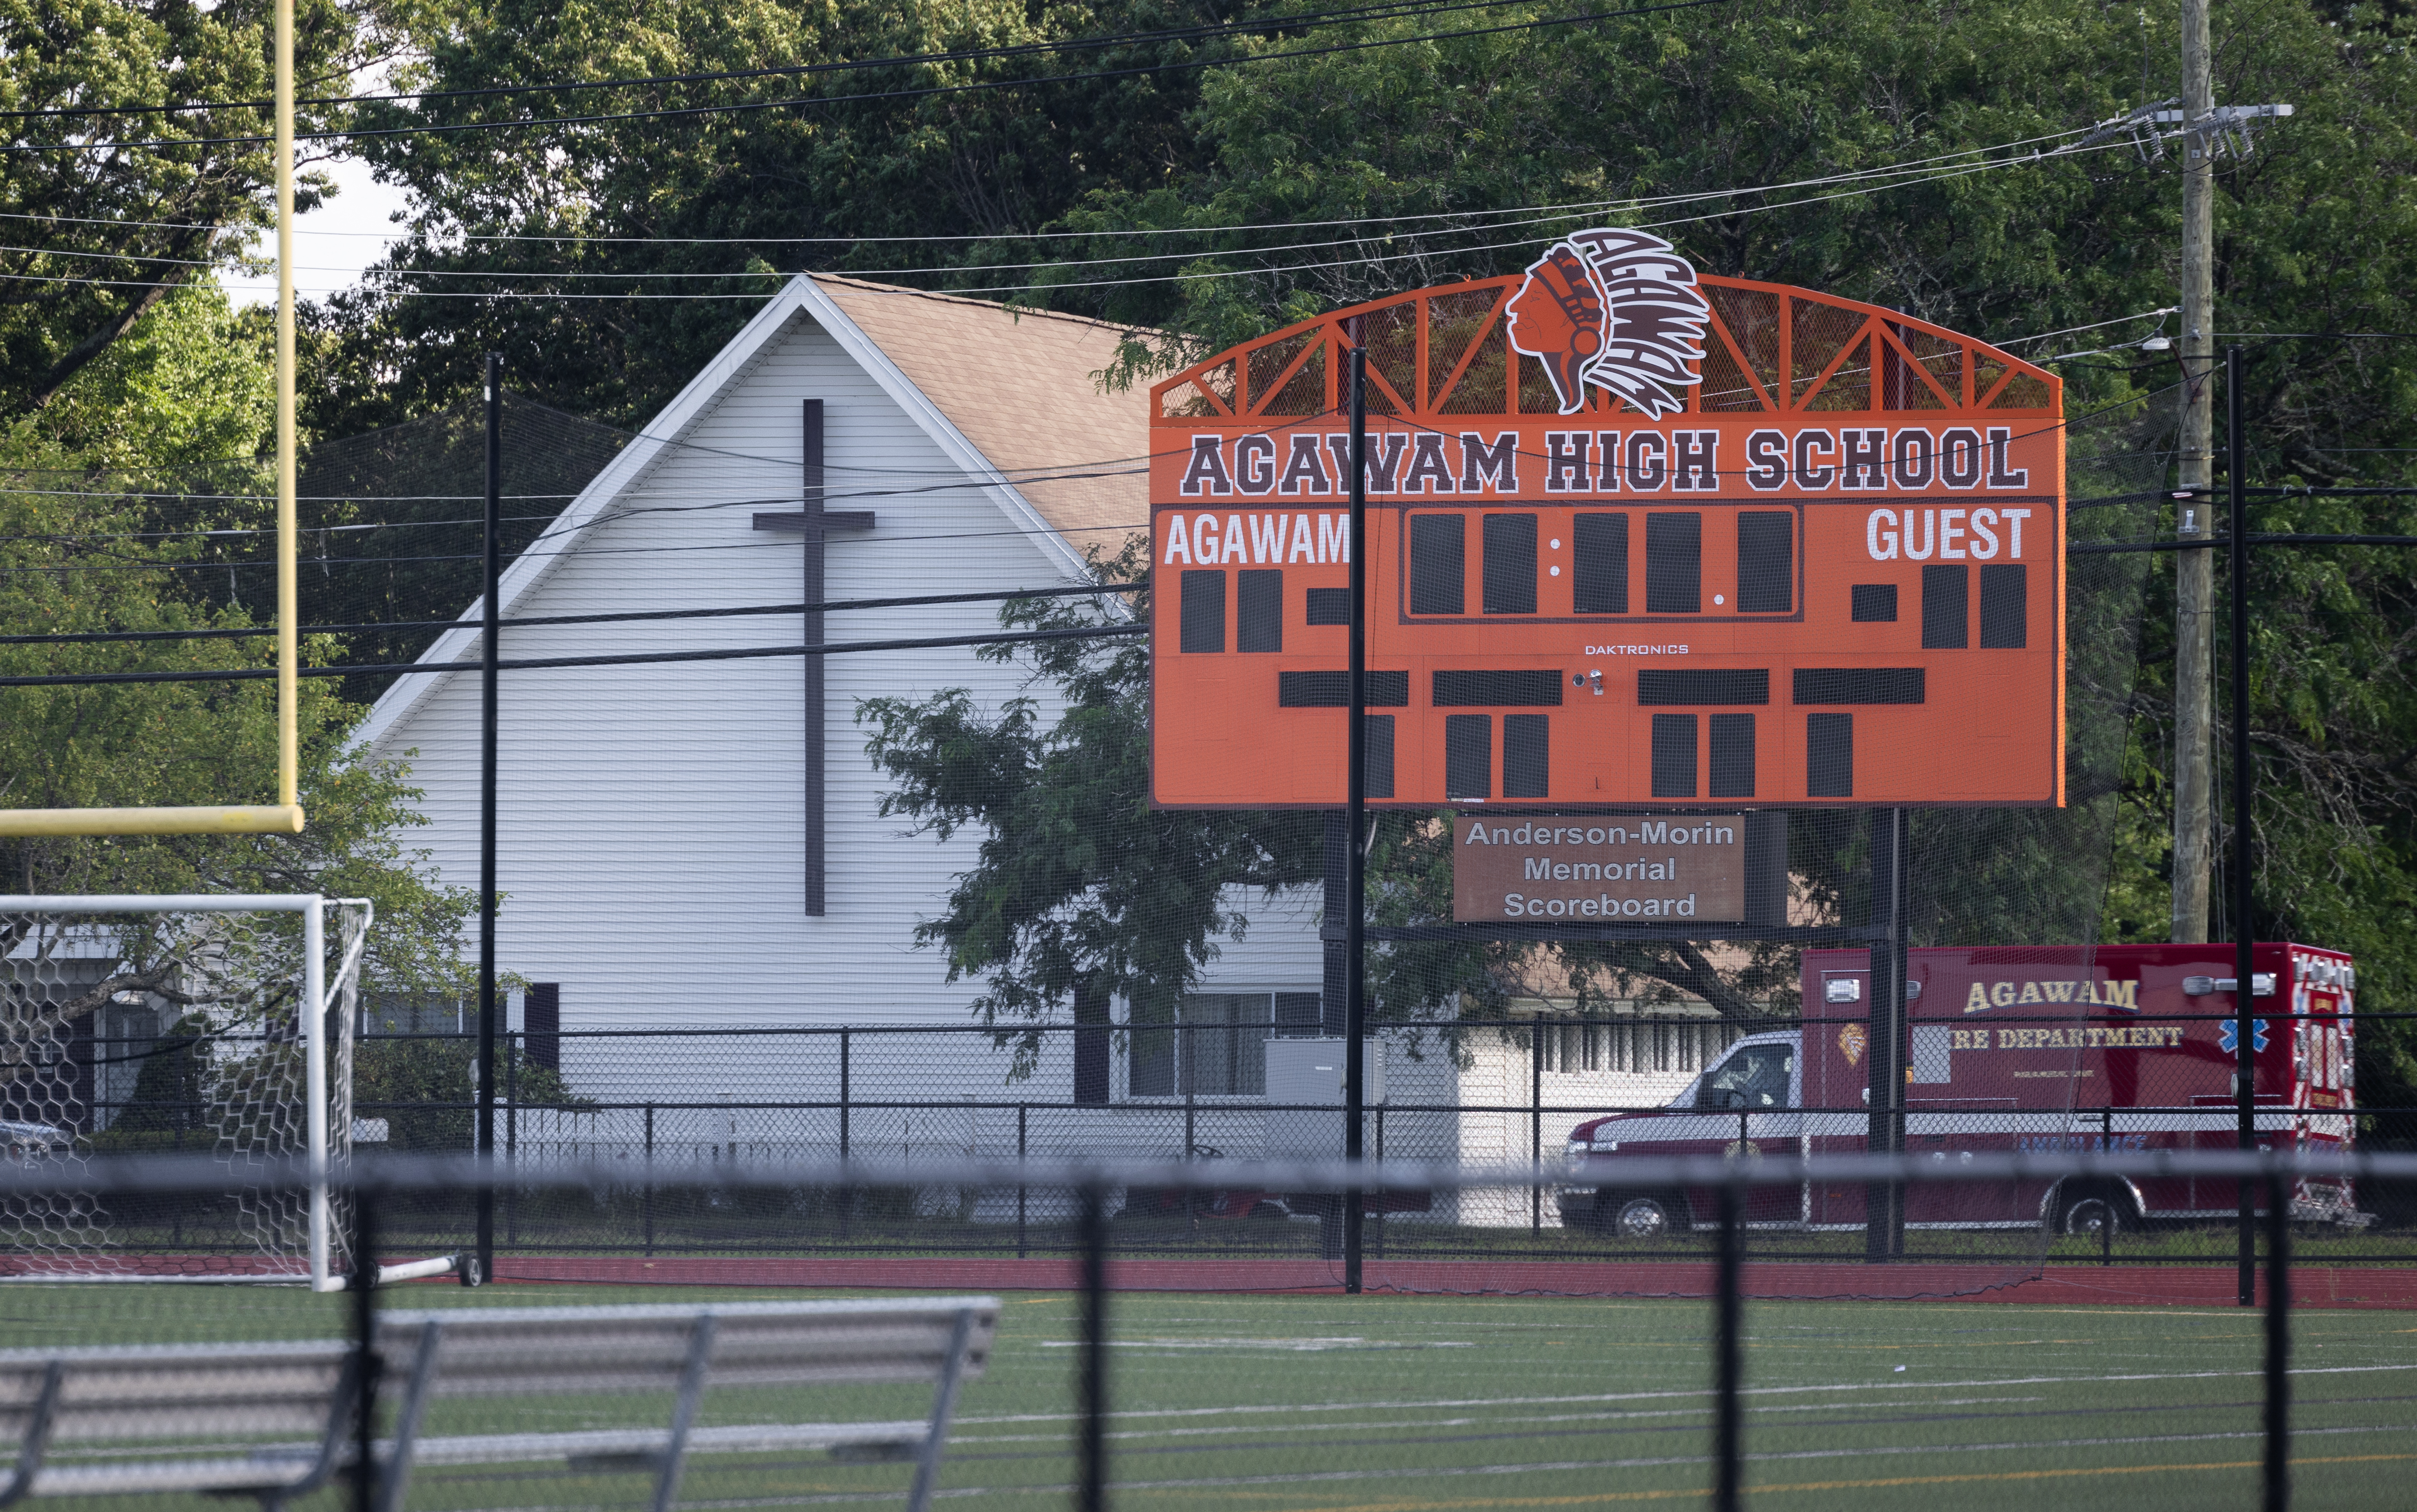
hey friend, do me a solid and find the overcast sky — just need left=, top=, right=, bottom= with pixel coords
left=222, top=153, right=416, bottom=309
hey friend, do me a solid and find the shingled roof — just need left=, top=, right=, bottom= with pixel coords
left=811, top=276, right=1152, bottom=557
left=352, top=271, right=1157, bottom=754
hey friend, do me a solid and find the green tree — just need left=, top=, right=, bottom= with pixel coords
left=1055, top=0, right=2414, bottom=419
left=307, top=0, right=1230, bottom=431
left=352, top=1032, right=587, bottom=1152
left=306, top=0, right=2415, bottom=1089
left=858, top=548, right=1805, bottom=1040
left=1, top=281, right=478, bottom=1052
left=0, top=278, right=276, bottom=471
left=858, top=1, right=2417, bottom=1055
left=858, top=544, right=1323, bottom=1065
left=0, top=0, right=386, bottom=418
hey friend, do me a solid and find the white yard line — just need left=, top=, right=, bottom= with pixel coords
left=945, top=1398, right=2050, bottom=1447
left=949, top=1360, right=2417, bottom=1427
left=483, top=1419, right=2413, bottom=1512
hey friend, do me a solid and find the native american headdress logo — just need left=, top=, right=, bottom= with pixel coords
left=1504, top=228, right=1711, bottom=418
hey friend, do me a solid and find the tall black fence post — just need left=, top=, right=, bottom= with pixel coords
left=1182, top=1091, right=1198, bottom=1227
left=473, top=350, right=502, bottom=1288
left=1342, top=341, right=1369, bottom=1296
left=2265, top=1169, right=2291, bottom=1512
left=1715, top=1178, right=1743, bottom=1512
left=1079, top=1181, right=1109, bottom=1512
left=350, top=1185, right=381, bottom=1512
left=1373, top=1106, right=1387, bottom=1259
left=1531, top=1021, right=1543, bottom=1234
left=1865, top=807, right=1907, bottom=1262
left=2101, top=1105, right=2116, bottom=1266
left=1016, top=1104, right=1029, bottom=1260
left=2229, top=343, right=2260, bottom=1310
left=505, top=1028, right=519, bottom=1249
left=642, top=1103, right=656, bottom=1258
left=839, top=1028, right=852, bottom=1243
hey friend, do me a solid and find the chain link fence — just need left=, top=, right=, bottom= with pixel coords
left=44, top=1014, right=2415, bottom=1277
left=0, top=1149, right=2401, bottom=1512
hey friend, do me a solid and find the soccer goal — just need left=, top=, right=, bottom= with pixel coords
left=0, top=895, right=461, bottom=1290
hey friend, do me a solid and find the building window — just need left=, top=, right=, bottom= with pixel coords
left=1179, top=994, right=1268, bottom=1095
left=1129, top=992, right=1321, bottom=1098
left=366, top=994, right=466, bottom=1036
left=1274, top=993, right=1323, bottom=1036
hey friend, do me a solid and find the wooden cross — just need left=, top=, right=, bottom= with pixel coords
left=751, top=400, right=874, bottom=916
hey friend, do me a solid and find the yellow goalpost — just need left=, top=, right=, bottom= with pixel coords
left=0, top=0, right=306, bottom=840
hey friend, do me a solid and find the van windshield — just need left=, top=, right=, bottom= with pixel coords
left=1691, top=1042, right=1794, bottom=1109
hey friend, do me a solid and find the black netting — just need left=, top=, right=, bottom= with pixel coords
left=6, top=376, right=2406, bottom=1312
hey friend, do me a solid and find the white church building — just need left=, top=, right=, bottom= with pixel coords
left=356, top=275, right=1724, bottom=1218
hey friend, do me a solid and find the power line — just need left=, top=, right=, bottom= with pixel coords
left=2244, top=486, right=2417, bottom=498
left=2, top=142, right=2101, bottom=314
left=0, top=623, right=1148, bottom=690
left=1996, top=308, right=2179, bottom=348
left=0, top=173, right=1960, bottom=280
left=0, top=392, right=2157, bottom=578
left=0, top=203, right=1611, bottom=277
left=25, top=534, right=2401, bottom=675
left=0, top=126, right=2085, bottom=245
left=0, top=363, right=2164, bottom=589
left=2, top=0, right=1740, bottom=155
left=0, top=519, right=1154, bottom=578
left=2070, top=534, right=2417, bottom=554
left=0, top=143, right=2117, bottom=306
left=7, top=129, right=2087, bottom=274
left=0, top=581, right=1142, bottom=648
left=2216, top=332, right=2417, bottom=341
left=0, top=0, right=1537, bottom=121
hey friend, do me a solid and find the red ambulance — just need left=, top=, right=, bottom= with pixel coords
left=1557, top=943, right=2364, bottom=1238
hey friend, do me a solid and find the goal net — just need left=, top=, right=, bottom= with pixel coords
left=0, top=895, right=448, bottom=1289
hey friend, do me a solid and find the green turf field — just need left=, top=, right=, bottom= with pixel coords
left=5, top=1283, right=2412, bottom=1510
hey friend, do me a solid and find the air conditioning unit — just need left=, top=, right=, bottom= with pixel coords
left=1264, top=1038, right=1385, bottom=1161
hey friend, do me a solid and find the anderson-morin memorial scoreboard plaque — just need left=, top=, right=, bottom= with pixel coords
left=1147, top=230, right=2067, bottom=809
left=1453, top=814, right=1747, bottom=923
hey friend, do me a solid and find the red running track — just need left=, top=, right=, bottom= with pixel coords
left=481, top=1256, right=2417, bottom=1308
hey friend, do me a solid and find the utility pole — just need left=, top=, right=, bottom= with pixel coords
left=2167, top=0, right=2292, bottom=944
left=2171, top=0, right=2216, bottom=945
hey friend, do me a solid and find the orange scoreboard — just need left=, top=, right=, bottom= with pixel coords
left=1147, top=230, right=2066, bottom=810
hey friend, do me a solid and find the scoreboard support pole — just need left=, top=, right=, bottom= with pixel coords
left=1321, top=815, right=1349, bottom=1038
left=474, top=351, right=502, bottom=1288
left=2229, top=346, right=2260, bottom=1313
left=1865, top=807, right=1909, bottom=1262
left=1343, top=343, right=1369, bottom=1296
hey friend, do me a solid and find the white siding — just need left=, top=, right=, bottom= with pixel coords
left=366, top=312, right=1322, bottom=1112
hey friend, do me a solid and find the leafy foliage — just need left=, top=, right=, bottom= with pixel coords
left=863, top=548, right=1806, bottom=1029
left=859, top=542, right=1322, bottom=1050
left=306, top=0, right=1228, bottom=431
left=10, top=0, right=2416, bottom=1089
left=353, top=1029, right=588, bottom=1151
left=0, top=0, right=385, bottom=418
left=0, top=282, right=476, bottom=1006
